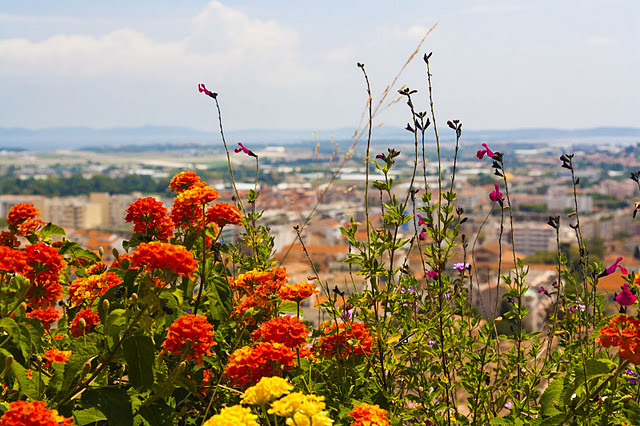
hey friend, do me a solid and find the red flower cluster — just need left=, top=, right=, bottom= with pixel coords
left=131, top=242, right=198, bottom=279
left=110, top=253, right=132, bottom=270
left=44, top=348, right=72, bottom=368
left=6, top=203, right=40, bottom=227
left=0, top=246, right=29, bottom=275
left=125, top=197, right=174, bottom=241
left=0, top=400, right=75, bottom=426
left=169, top=171, right=206, bottom=193
left=170, top=186, right=219, bottom=229
left=279, top=281, right=319, bottom=302
left=27, top=307, right=61, bottom=329
left=25, top=242, right=66, bottom=284
left=206, top=203, right=242, bottom=228
left=224, top=343, right=296, bottom=388
left=162, top=315, right=216, bottom=365
left=596, top=315, right=640, bottom=364
left=252, top=315, right=309, bottom=348
left=315, top=321, right=374, bottom=358
left=348, top=403, right=390, bottom=426
left=231, top=268, right=290, bottom=320
left=67, top=272, right=122, bottom=308
left=70, top=308, right=100, bottom=338
left=0, top=231, right=20, bottom=248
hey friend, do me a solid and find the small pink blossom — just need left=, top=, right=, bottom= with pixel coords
left=615, top=282, right=637, bottom=306
left=605, top=256, right=628, bottom=276
left=425, top=269, right=438, bottom=279
left=198, top=83, right=216, bottom=98
left=476, top=143, right=494, bottom=160
left=489, top=183, right=503, bottom=202
left=234, top=142, right=257, bottom=158
left=418, top=229, right=426, bottom=240
left=417, top=214, right=427, bottom=226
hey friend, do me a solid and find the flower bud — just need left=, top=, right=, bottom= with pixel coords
left=3, top=355, right=14, bottom=375
left=18, top=302, right=27, bottom=316
left=177, top=362, right=186, bottom=374
left=98, top=246, right=104, bottom=258
left=103, top=299, right=110, bottom=313
left=79, top=318, right=87, bottom=333
left=129, top=293, right=138, bottom=305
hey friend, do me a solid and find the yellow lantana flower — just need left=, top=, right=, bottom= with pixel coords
left=241, top=376, right=293, bottom=406
left=269, top=392, right=333, bottom=425
left=202, top=405, right=258, bottom=426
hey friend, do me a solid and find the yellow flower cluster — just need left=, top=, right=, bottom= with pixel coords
left=202, top=405, right=258, bottom=426
left=241, top=376, right=293, bottom=406
left=268, top=392, right=333, bottom=426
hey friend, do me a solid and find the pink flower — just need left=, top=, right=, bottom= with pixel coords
left=417, top=214, right=427, bottom=226
left=489, top=183, right=503, bottom=202
left=198, top=83, right=216, bottom=98
left=418, top=229, right=425, bottom=240
left=234, top=142, right=257, bottom=158
left=605, top=257, right=628, bottom=276
left=615, top=282, right=637, bottom=306
left=425, top=269, right=438, bottom=279
left=476, top=143, right=494, bottom=160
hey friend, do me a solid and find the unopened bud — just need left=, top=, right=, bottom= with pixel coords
left=3, top=355, right=14, bottom=375
left=129, top=293, right=138, bottom=305
left=495, top=316, right=503, bottom=322
left=177, top=362, right=186, bottom=374
left=103, top=299, right=110, bottom=313
left=19, top=302, right=27, bottom=316
left=98, top=247, right=104, bottom=258
left=82, top=362, right=91, bottom=375
left=79, top=318, right=87, bottom=333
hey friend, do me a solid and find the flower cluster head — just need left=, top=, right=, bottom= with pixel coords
left=0, top=400, right=75, bottom=426
left=125, top=197, right=174, bottom=241
left=231, top=267, right=290, bottom=321
left=170, top=185, right=220, bottom=229
left=67, top=272, right=122, bottom=308
left=224, top=343, right=296, bottom=388
left=24, top=243, right=66, bottom=309
left=206, top=202, right=242, bottom=228
left=131, top=242, right=198, bottom=279
left=162, top=315, right=216, bottom=365
left=241, top=376, right=293, bottom=406
left=615, top=282, right=637, bottom=306
left=489, top=183, right=503, bottom=202
left=0, top=246, right=30, bottom=275
left=202, top=405, right=258, bottom=426
left=476, top=143, right=494, bottom=160
left=315, top=321, right=374, bottom=359
left=268, top=392, right=332, bottom=426
left=252, top=315, right=309, bottom=348
left=279, top=281, right=319, bottom=302
left=7, top=202, right=40, bottom=228
left=169, top=170, right=206, bottom=193
left=43, top=348, right=72, bottom=368
left=27, top=306, right=61, bottom=329
left=596, top=315, right=640, bottom=364
left=348, top=402, right=390, bottom=426
left=70, top=308, right=100, bottom=338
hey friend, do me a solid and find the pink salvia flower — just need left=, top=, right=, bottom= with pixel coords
left=489, top=183, right=503, bottom=202
left=198, top=83, right=216, bottom=98
left=615, top=282, right=637, bottom=306
left=605, top=256, right=628, bottom=275
left=234, top=142, right=257, bottom=158
left=476, top=143, right=494, bottom=160
left=417, top=214, right=427, bottom=226
left=418, top=229, right=425, bottom=240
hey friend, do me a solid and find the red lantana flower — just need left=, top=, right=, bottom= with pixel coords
left=162, top=315, right=216, bottom=365
left=43, top=348, right=72, bottom=368
left=279, top=281, right=319, bottom=302
left=125, top=197, right=174, bottom=241
left=131, top=242, right=198, bottom=279
left=17, top=218, right=46, bottom=237
left=596, top=315, right=640, bottom=364
left=315, top=321, right=374, bottom=358
left=224, top=343, right=296, bottom=389
left=67, top=272, right=122, bottom=308
left=348, top=402, right=391, bottom=426
left=206, top=203, right=242, bottom=228
left=85, top=262, right=108, bottom=276
left=252, top=315, right=309, bottom=348
left=25, top=242, right=66, bottom=284
left=0, top=400, right=75, bottom=426
left=7, top=202, right=40, bottom=227
left=169, top=171, right=206, bottom=193
left=0, top=246, right=30, bottom=275
left=27, top=307, right=61, bottom=329
left=231, top=268, right=290, bottom=321
left=70, top=308, right=100, bottom=338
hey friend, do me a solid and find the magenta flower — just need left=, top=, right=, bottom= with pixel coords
left=375, top=153, right=387, bottom=161
left=425, top=269, right=438, bottom=279
left=537, top=286, right=546, bottom=294
left=417, top=214, right=427, bottom=226
left=418, top=229, right=426, bottom=240
left=198, top=83, right=216, bottom=98
left=476, top=143, right=494, bottom=160
left=605, top=256, right=628, bottom=276
left=489, top=183, right=503, bottom=202
left=234, top=142, right=257, bottom=158
left=454, top=262, right=470, bottom=272
left=615, top=282, right=637, bottom=306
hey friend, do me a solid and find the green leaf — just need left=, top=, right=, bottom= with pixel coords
left=540, top=379, right=564, bottom=417
left=138, top=402, right=175, bottom=426
left=47, top=361, right=65, bottom=396
left=583, top=358, right=614, bottom=380
left=279, top=301, right=300, bottom=314
left=122, top=335, right=155, bottom=391
left=62, top=336, right=100, bottom=392
left=0, top=348, right=40, bottom=400
left=0, top=318, right=21, bottom=349
left=104, top=309, right=127, bottom=341
left=40, top=223, right=66, bottom=238
left=82, top=387, right=133, bottom=426
left=73, top=406, right=108, bottom=426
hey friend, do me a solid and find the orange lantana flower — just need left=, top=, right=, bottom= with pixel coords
left=169, top=171, right=206, bottom=193
left=125, top=197, right=174, bottom=241
left=206, top=203, right=242, bottom=228
left=27, top=307, right=61, bottom=329
left=7, top=202, right=40, bottom=227
left=162, top=315, right=216, bottom=365
left=224, top=343, right=296, bottom=389
left=279, top=281, right=319, bottom=302
left=596, top=314, right=640, bottom=364
left=44, top=348, right=72, bottom=368
left=0, top=400, right=75, bottom=426
left=348, top=402, right=390, bottom=426
left=67, top=272, right=122, bottom=308
left=70, top=308, right=100, bottom=338
left=131, top=242, right=198, bottom=279
left=315, top=321, right=374, bottom=359
left=252, top=315, right=309, bottom=348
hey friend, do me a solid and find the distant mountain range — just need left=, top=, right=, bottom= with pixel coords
left=0, top=125, right=638, bottom=151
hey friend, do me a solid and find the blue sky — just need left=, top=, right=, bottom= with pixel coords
left=1, top=1, right=638, bottom=132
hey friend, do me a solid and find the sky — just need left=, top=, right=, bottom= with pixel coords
left=1, top=1, right=639, bottom=133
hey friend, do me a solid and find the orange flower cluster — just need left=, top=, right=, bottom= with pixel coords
left=24, top=243, right=66, bottom=309
left=6, top=203, right=40, bottom=227
left=231, top=268, right=290, bottom=320
left=125, top=197, right=174, bottom=241
left=315, top=322, right=374, bottom=359
left=85, top=262, right=108, bottom=276
left=27, top=307, right=61, bottom=329
left=67, top=272, right=122, bottom=308
left=279, top=281, right=319, bottom=302
left=0, top=231, right=20, bottom=248
left=0, top=400, right=75, bottom=426
left=348, top=403, right=390, bottom=426
left=224, top=343, right=296, bottom=388
left=70, top=308, right=100, bottom=338
left=44, top=348, right=72, bottom=368
left=252, top=315, right=309, bottom=348
left=110, top=253, right=132, bottom=270
left=131, top=242, right=198, bottom=279
left=0, top=246, right=29, bottom=275
left=162, top=315, right=216, bottom=365
left=169, top=171, right=206, bottom=193
left=596, top=315, right=640, bottom=364
left=170, top=186, right=219, bottom=229
left=206, top=203, right=242, bottom=228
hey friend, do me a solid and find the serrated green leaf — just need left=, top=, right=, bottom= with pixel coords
left=138, top=402, right=175, bottom=426
left=540, top=379, right=563, bottom=417
left=82, top=387, right=133, bottom=426
left=73, top=406, right=108, bottom=426
left=62, top=336, right=100, bottom=392
left=40, top=223, right=66, bottom=238
left=122, top=335, right=155, bottom=391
